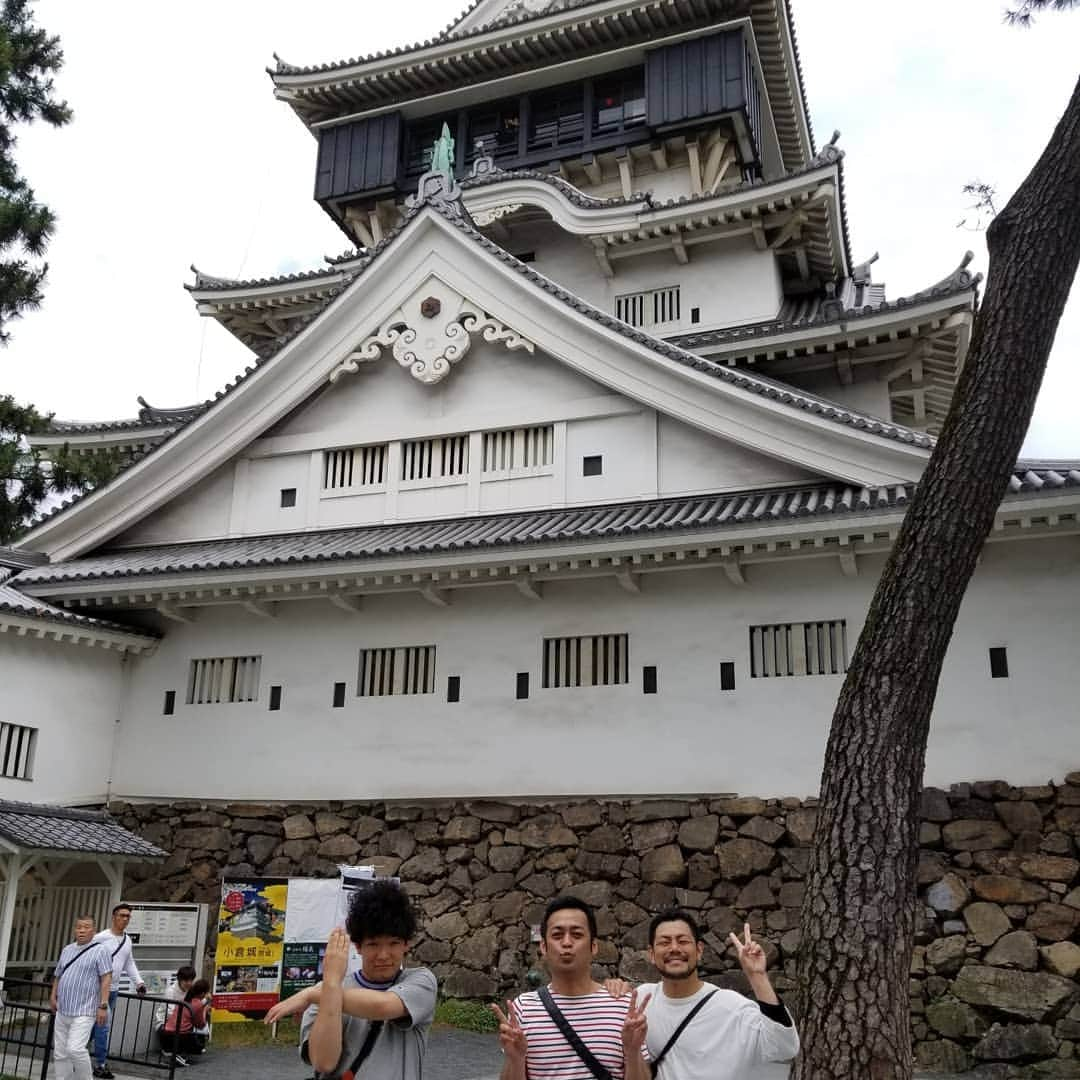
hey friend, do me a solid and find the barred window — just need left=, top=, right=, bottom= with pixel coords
left=0, top=723, right=36, bottom=780
left=542, top=634, right=629, bottom=689
left=323, top=444, right=387, bottom=490
left=401, top=436, right=468, bottom=481
left=615, top=286, right=681, bottom=329
left=187, top=656, right=261, bottom=704
left=358, top=646, right=437, bottom=697
left=749, top=621, right=848, bottom=677
left=482, top=425, right=554, bottom=472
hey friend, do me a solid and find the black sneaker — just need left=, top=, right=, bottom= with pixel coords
left=96, top=1068, right=115, bottom=1079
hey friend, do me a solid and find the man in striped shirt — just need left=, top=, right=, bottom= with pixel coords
left=492, top=896, right=650, bottom=1080
left=50, top=916, right=113, bottom=1080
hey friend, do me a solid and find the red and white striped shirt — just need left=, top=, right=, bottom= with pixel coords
left=511, top=988, right=642, bottom=1079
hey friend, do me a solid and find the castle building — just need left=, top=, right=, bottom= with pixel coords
left=2, top=0, right=1078, bottom=814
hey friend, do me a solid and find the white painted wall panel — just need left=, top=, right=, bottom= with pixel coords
left=109, top=537, right=1080, bottom=802
left=114, top=462, right=235, bottom=546
left=0, top=635, right=125, bottom=804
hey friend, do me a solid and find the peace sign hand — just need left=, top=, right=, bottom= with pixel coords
left=727, top=923, right=767, bottom=977
left=621, top=988, right=651, bottom=1056
left=491, top=999, right=528, bottom=1065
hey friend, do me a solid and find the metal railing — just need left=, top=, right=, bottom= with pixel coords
left=0, top=977, right=197, bottom=1080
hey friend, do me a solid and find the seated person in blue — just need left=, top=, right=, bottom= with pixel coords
left=265, top=881, right=436, bottom=1080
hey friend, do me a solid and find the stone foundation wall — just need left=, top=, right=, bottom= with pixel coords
left=114, top=771, right=1080, bottom=1076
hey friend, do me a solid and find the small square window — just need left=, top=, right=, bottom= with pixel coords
left=516, top=672, right=530, bottom=700
left=163, top=690, right=176, bottom=716
left=280, top=488, right=297, bottom=508
left=719, top=661, right=736, bottom=691
left=690, top=307, right=701, bottom=324
left=332, top=682, right=346, bottom=708
left=989, top=647, right=1009, bottom=679
left=447, top=676, right=461, bottom=703
left=269, top=685, right=283, bottom=711
left=583, top=455, right=603, bottom=477
left=643, top=665, right=658, bottom=694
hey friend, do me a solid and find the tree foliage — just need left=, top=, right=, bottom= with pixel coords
left=0, top=394, right=125, bottom=544
left=0, top=0, right=71, bottom=341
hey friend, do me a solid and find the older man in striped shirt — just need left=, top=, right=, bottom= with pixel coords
left=50, top=916, right=112, bottom=1080
left=492, top=896, right=650, bottom=1080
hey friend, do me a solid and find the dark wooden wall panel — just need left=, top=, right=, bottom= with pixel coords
left=315, top=112, right=402, bottom=200
left=646, top=29, right=748, bottom=128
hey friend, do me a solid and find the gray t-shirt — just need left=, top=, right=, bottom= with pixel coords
left=300, top=966, right=437, bottom=1080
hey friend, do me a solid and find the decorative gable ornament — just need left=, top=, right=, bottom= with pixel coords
left=329, top=278, right=535, bottom=386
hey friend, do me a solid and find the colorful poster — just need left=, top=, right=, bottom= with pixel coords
left=280, top=941, right=326, bottom=1001
left=212, top=878, right=287, bottom=1022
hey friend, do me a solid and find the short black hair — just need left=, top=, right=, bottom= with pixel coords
left=176, top=966, right=197, bottom=983
left=112, top=903, right=133, bottom=916
left=649, top=908, right=703, bottom=944
left=345, top=880, right=417, bottom=944
left=541, top=895, right=597, bottom=940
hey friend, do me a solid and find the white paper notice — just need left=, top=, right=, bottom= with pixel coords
left=283, top=879, right=339, bottom=943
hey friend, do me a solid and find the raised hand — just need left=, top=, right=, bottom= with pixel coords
left=621, top=988, right=651, bottom=1056
left=491, top=999, right=528, bottom=1065
left=727, top=922, right=767, bottom=978
left=323, top=927, right=351, bottom=985
left=604, top=978, right=633, bottom=998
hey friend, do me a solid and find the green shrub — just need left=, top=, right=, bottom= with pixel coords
left=434, top=997, right=499, bottom=1033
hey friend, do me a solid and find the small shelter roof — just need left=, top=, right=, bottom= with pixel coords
left=0, top=801, right=165, bottom=859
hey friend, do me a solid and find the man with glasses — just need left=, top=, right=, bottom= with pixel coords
left=91, top=904, right=147, bottom=1079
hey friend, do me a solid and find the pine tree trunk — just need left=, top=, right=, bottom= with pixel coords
left=794, top=75, right=1080, bottom=1080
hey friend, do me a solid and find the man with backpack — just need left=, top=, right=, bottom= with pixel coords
left=491, top=895, right=650, bottom=1080
left=638, top=909, right=798, bottom=1079
left=91, top=903, right=147, bottom=1079
left=50, top=916, right=113, bottom=1080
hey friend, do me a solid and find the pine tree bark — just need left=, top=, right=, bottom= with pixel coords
left=795, top=75, right=1080, bottom=1080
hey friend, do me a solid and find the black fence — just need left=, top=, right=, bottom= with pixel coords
left=0, top=977, right=196, bottom=1080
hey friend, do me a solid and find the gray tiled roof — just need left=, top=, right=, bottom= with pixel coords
left=0, top=569, right=160, bottom=640
left=49, top=400, right=209, bottom=437
left=0, top=801, right=166, bottom=858
left=17, top=466, right=1080, bottom=588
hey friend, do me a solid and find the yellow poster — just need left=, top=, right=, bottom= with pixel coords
left=211, top=878, right=288, bottom=1022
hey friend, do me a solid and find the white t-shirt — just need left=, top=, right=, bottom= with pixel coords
left=640, top=982, right=799, bottom=1080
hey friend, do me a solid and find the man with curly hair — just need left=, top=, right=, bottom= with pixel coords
left=265, top=880, right=436, bottom=1079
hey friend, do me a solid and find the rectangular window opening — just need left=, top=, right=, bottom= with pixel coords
left=542, top=634, right=629, bottom=689
left=269, top=685, right=283, bottom=711
left=989, top=647, right=1009, bottom=679
left=615, top=286, right=681, bottom=330
left=0, top=723, right=36, bottom=781
left=482, top=425, right=555, bottom=473
left=358, top=645, right=437, bottom=696
left=400, top=436, right=468, bottom=482
left=447, top=675, right=461, bottom=703
left=719, top=661, right=736, bottom=691
left=186, top=656, right=261, bottom=704
left=643, top=665, right=658, bottom=695
left=583, top=455, right=603, bottom=477
left=749, top=622, right=848, bottom=678
left=332, top=682, right=347, bottom=708
left=163, top=690, right=176, bottom=716
left=322, top=444, right=388, bottom=491
left=690, top=307, right=701, bottom=324
left=280, top=488, right=297, bottom=508
left=516, top=672, right=530, bottom=700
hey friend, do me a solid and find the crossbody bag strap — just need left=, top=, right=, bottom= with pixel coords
left=111, top=933, right=128, bottom=960
left=56, top=942, right=100, bottom=980
left=334, top=970, right=402, bottom=1080
left=648, top=990, right=718, bottom=1078
left=537, top=987, right=614, bottom=1080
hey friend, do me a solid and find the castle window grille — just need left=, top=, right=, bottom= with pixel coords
left=400, top=436, right=469, bottom=481
left=187, top=656, right=261, bottom=704
left=749, top=621, right=848, bottom=677
left=482, top=425, right=555, bottom=472
left=542, top=634, right=629, bottom=689
left=323, top=445, right=387, bottom=490
left=0, top=723, right=36, bottom=780
left=615, top=286, right=681, bottom=330
left=358, top=646, right=437, bottom=697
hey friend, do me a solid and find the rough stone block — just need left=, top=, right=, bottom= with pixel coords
left=984, top=930, right=1039, bottom=970
left=996, top=800, right=1045, bottom=835
left=489, top=845, right=525, bottom=873
left=964, top=901, right=1012, bottom=946
left=927, top=872, right=970, bottom=915
left=973, top=1022, right=1058, bottom=1062
left=973, top=875, right=1049, bottom=904
left=926, top=934, right=968, bottom=975
left=1040, top=942, right=1080, bottom=979
left=626, top=800, right=691, bottom=822
left=677, top=816, right=719, bottom=852
left=1027, top=902, right=1080, bottom=942
left=717, top=838, right=777, bottom=882
left=641, top=845, right=686, bottom=885
left=1020, top=854, right=1079, bottom=883
left=630, top=820, right=676, bottom=853
left=943, top=819, right=1012, bottom=852
left=952, top=964, right=1079, bottom=1021
left=925, top=997, right=988, bottom=1039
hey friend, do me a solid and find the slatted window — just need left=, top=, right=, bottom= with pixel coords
left=0, top=723, right=36, bottom=780
left=323, top=444, right=388, bottom=490
left=400, top=436, right=469, bottom=482
left=615, top=286, right=681, bottom=330
left=542, top=634, right=629, bottom=689
left=482, top=425, right=555, bottom=472
left=749, top=621, right=848, bottom=678
left=358, top=646, right=437, bottom=697
left=186, top=656, right=261, bottom=704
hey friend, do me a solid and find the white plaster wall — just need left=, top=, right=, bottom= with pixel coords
left=565, top=412, right=657, bottom=503
left=110, top=536, right=1080, bottom=802
left=115, top=462, right=234, bottom=547
left=779, top=368, right=894, bottom=422
left=0, top=635, right=126, bottom=804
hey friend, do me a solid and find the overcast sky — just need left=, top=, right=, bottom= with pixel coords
left=3, top=1, right=1078, bottom=457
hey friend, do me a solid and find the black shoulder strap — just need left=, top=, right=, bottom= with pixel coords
left=56, top=942, right=100, bottom=980
left=110, top=933, right=128, bottom=960
left=648, top=990, right=717, bottom=1078
left=334, top=970, right=402, bottom=1080
left=538, top=987, right=613, bottom=1080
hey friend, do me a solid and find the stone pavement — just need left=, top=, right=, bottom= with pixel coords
left=101, top=1037, right=990, bottom=1080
